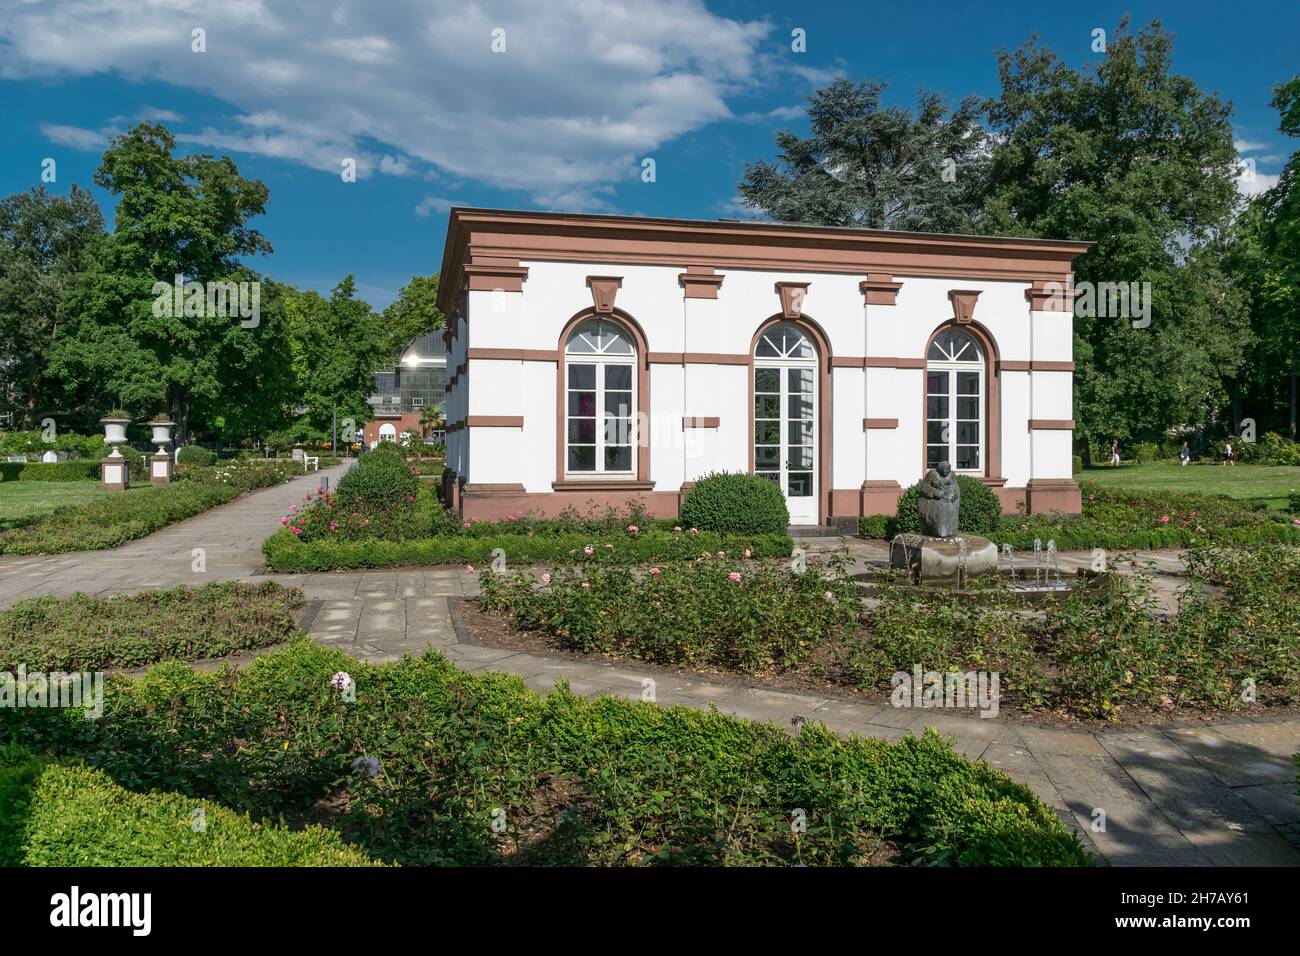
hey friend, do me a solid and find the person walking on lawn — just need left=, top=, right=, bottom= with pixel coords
left=1223, top=439, right=1234, bottom=466
left=1110, top=437, right=1120, bottom=467
left=1181, top=440, right=1191, bottom=466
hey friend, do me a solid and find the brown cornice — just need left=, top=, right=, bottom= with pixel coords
left=682, top=416, right=720, bottom=428
left=1028, top=419, right=1075, bottom=430
left=863, top=418, right=899, bottom=429
left=463, top=262, right=529, bottom=292
left=831, top=356, right=927, bottom=369
left=1026, top=280, right=1082, bottom=312
left=860, top=274, right=902, bottom=306
left=679, top=265, right=725, bottom=299
left=437, top=207, right=1093, bottom=315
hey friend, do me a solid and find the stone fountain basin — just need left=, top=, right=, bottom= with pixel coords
left=889, top=532, right=999, bottom=585
left=851, top=567, right=1113, bottom=606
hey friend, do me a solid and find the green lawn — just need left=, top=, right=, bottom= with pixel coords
left=1080, top=462, right=1300, bottom=509
left=0, top=480, right=161, bottom=527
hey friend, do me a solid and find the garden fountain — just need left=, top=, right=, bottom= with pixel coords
left=871, top=463, right=1095, bottom=603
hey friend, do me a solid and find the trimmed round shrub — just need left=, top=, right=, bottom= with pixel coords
left=176, top=445, right=216, bottom=466
left=679, top=471, right=790, bottom=534
left=336, top=455, right=419, bottom=512
left=892, top=474, right=1003, bottom=536
left=366, top=441, right=406, bottom=461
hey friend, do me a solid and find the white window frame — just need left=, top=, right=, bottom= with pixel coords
left=926, top=330, right=985, bottom=475
left=564, top=319, right=637, bottom=477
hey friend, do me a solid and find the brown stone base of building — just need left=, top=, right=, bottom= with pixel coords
left=448, top=476, right=1084, bottom=524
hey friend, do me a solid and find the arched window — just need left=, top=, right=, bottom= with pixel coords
left=378, top=423, right=397, bottom=442
left=926, top=328, right=984, bottom=473
left=564, top=317, right=636, bottom=474
left=753, top=321, right=818, bottom=524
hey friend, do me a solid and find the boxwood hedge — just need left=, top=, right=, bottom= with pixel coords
left=0, top=745, right=378, bottom=867
left=1, top=641, right=1090, bottom=866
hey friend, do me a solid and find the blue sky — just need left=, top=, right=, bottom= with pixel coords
left=1, top=0, right=1295, bottom=309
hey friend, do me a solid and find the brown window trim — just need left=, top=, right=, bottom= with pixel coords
left=556, top=307, right=651, bottom=484
left=922, top=320, right=1002, bottom=481
left=749, top=313, right=833, bottom=525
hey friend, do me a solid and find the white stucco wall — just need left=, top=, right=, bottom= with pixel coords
left=452, top=256, right=1075, bottom=511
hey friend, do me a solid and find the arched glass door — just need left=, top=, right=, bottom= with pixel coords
left=926, top=328, right=984, bottom=473
left=754, top=322, right=817, bottom=525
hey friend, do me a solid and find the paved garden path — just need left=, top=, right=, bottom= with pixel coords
left=2, top=467, right=1297, bottom=866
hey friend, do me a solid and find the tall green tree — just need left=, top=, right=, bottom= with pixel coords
left=981, top=18, right=1248, bottom=451
left=738, top=78, right=989, bottom=231
left=381, top=273, right=443, bottom=360
left=52, top=123, right=272, bottom=444
left=285, top=276, right=383, bottom=435
left=1231, top=76, right=1300, bottom=438
left=0, top=185, right=104, bottom=429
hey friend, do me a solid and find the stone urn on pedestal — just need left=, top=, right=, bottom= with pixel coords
left=889, top=462, right=998, bottom=586
left=147, top=419, right=175, bottom=484
left=99, top=414, right=131, bottom=489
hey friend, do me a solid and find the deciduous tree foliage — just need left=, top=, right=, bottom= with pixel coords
left=981, top=19, right=1248, bottom=451
left=0, top=185, right=103, bottom=430
left=1231, top=77, right=1300, bottom=438
left=51, top=123, right=273, bottom=445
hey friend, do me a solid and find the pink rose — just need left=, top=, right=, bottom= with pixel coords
left=689, top=528, right=699, bottom=535
left=824, top=591, right=833, bottom=600
left=716, top=551, right=725, bottom=558
left=280, top=517, right=288, bottom=526
left=584, top=545, right=594, bottom=555
left=744, top=549, right=752, bottom=558
left=627, top=524, right=639, bottom=533
left=465, top=564, right=475, bottom=573
left=541, top=573, right=551, bottom=585
left=673, top=526, right=682, bottom=533
left=581, top=581, right=590, bottom=589
left=648, top=567, right=661, bottom=575
left=728, top=572, right=742, bottom=583
left=1161, top=515, right=1170, bottom=523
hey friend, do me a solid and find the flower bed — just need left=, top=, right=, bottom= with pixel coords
left=480, top=544, right=1300, bottom=721
left=0, top=582, right=303, bottom=671
left=860, top=480, right=1300, bottom=548
left=265, top=482, right=793, bottom=571
left=0, top=640, right=1089, bottom=866
left=481, top=556, right=858, bottom=671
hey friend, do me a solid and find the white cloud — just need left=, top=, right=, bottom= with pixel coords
left=1234, top=138, right=1269, bottom=153
left=39, top=121, right=116, bottom=150
left=1235, top=158, right=1280, bottom=197
left=2, top=0, right=775, bottom=209
left=139, top=105, right=184, bottom=122
left=413, top=196, right=455, bottom=217
left=736, top=104, right=805, bottom=123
